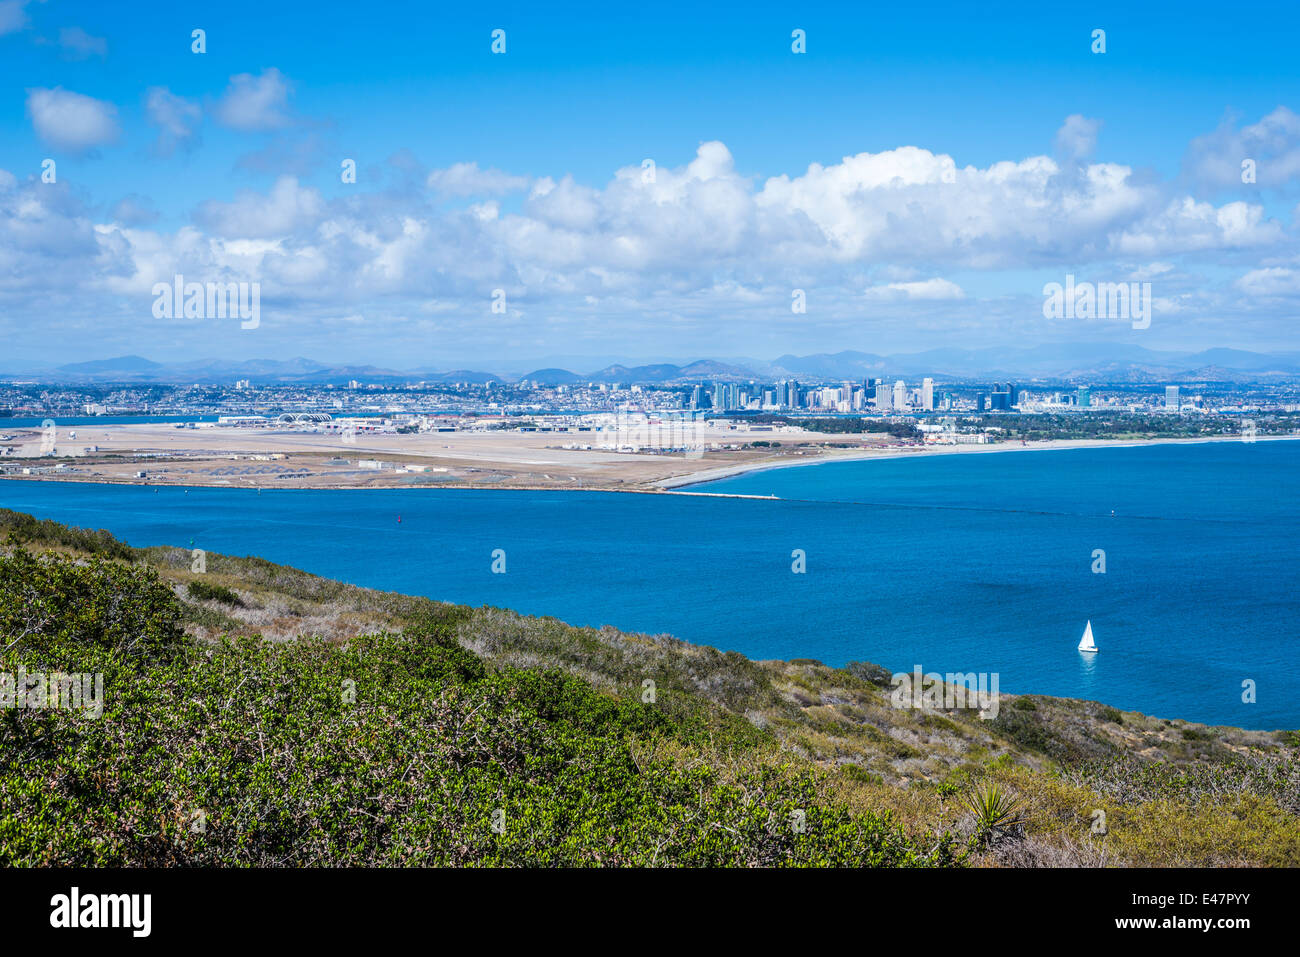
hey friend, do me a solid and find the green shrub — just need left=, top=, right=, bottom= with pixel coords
left=991, top=710, right=1054, bottom=755
left=843, top=661, right=894, bottom=688
left=186, top=579, right=244, bottom=607
left=841, top=764, right=883, bottom=785
left=0, top=509, right=134, bottom=561
left=0, top=546, right=182, bottom=668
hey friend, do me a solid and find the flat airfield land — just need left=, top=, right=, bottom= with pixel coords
left=0, top=421, right=874, bottom=491
left=0, top=422, right=1286, bottom=492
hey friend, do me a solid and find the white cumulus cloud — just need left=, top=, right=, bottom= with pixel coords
left=864, top=278, right=966, bottom=301
left=26, top=87, right=119, bottom=153
left=1184, top=107, right=1300, bottom=192
left=0, top=0, right=29, bottom=36
left=1055, top=114, right=1101, bottom=160
left=215, top=69, right=293, bottom=131
left=58, top=26, right=107, bottom=59
left=146, top=87, right=202, bottom=156
left=1235, top=266, right=1300, bottom=297
left=427, top=162, right=531, bottom=197
left=193, top=176, right=324, bottom=238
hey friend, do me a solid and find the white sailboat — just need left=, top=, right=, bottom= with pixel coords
left=1078, top=619, right=1098, bottom=653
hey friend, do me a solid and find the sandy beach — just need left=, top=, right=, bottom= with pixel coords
left=655, top=434, right=1300, bottom=489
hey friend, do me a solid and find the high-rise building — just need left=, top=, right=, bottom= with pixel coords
left=1077, top=387, right=1090, bottom=408
left=875, top=383, right=891, bottom=410
left=1165, top=386, right=1180, bottom=411
left=921, top=378, right=934, bottom=411
left=713, top=382, right=725, bottom=411
left=893, top=380, right=907, bottom=410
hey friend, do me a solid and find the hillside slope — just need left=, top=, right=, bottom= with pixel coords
left=1, top=508, right=1296, bottom=866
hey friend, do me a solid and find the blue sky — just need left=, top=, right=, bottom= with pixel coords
left=2, top=0, right=1299, bottom=369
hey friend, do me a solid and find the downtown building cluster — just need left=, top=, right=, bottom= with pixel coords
left=690, top=377, right=972, bottom=414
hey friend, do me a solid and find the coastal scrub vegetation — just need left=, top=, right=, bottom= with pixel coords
left=0, top=536, right=957, bottom=867
left=1, top=509, right=1297, bottom=867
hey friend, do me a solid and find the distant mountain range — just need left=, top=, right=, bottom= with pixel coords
left=6, top=345, right=1300, bottom=385
left=12, top=356, right=508, bottom=387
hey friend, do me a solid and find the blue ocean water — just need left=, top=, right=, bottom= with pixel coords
left=1, top=440, right=1296, bottom=730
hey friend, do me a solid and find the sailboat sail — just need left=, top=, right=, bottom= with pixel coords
left=1078, top=620, right=1098, bottom=652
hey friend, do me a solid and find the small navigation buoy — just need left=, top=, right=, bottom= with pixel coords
left=397, top=515, right=402, bottom=524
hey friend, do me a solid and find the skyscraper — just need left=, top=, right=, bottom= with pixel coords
left=893, top=380, right=906, bottom=410
left=921, top=378, right=934, bottom=411
left=875, top=382, right=891, bottom=410
left=990, top=382, right=1016, bottom=411
left=1165, top=386, right=1180, bottom=411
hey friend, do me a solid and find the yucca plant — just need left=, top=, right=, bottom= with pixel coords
left=963, top=781, right=1025, bottom=846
